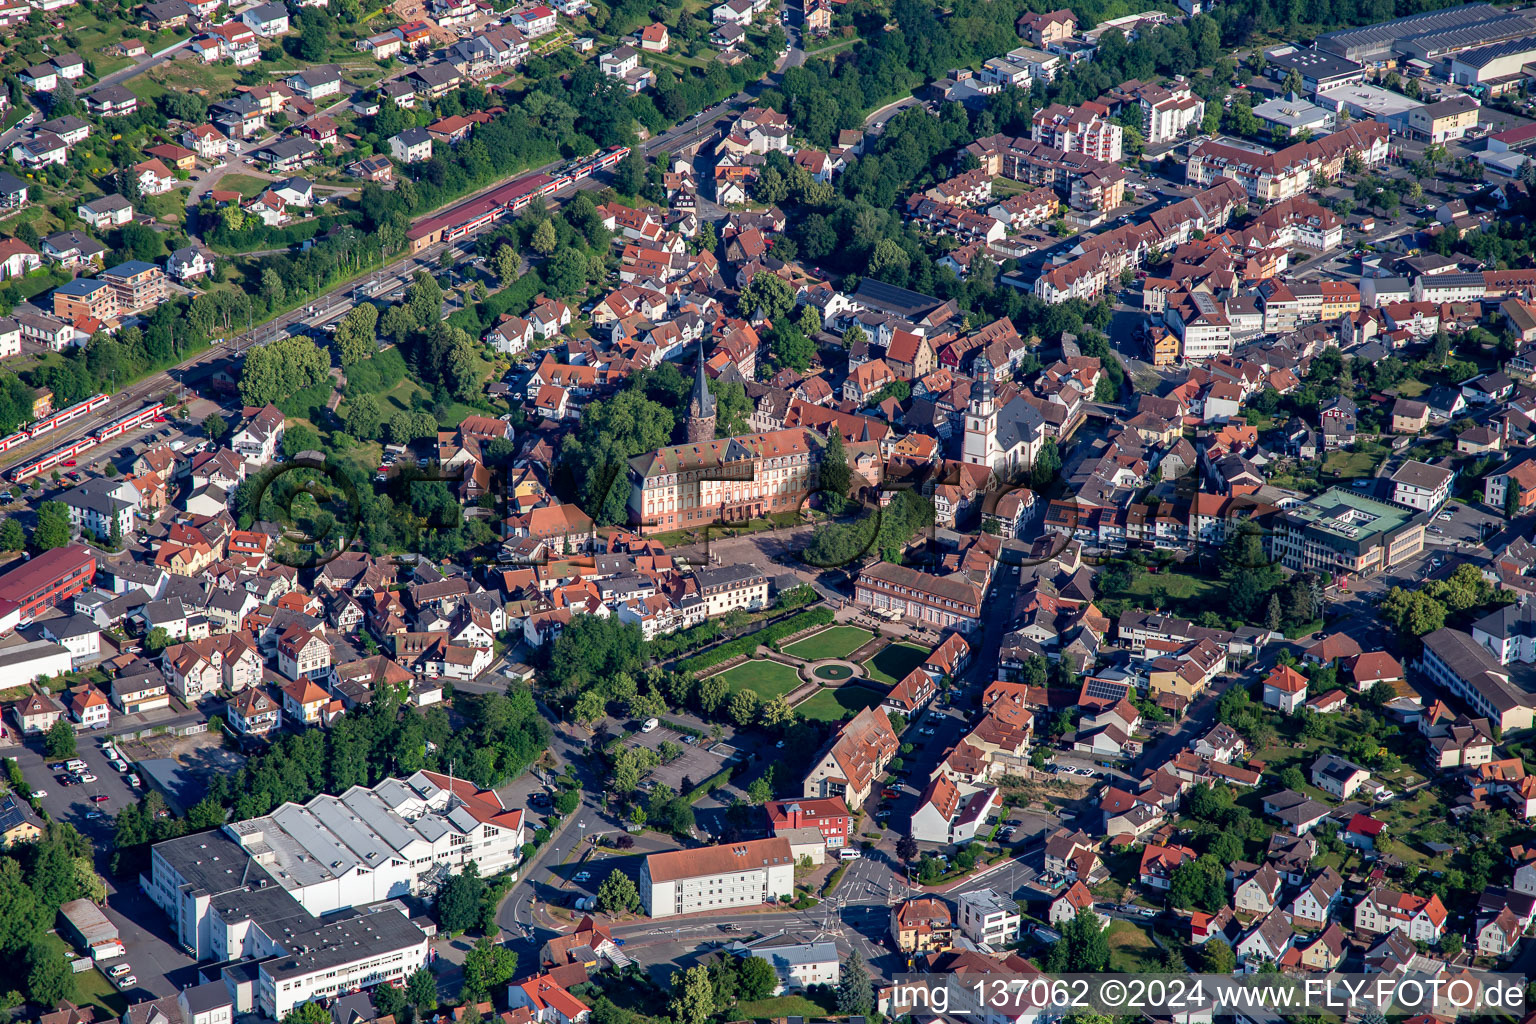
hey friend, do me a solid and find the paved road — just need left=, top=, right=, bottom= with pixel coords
left=83, top=40, right=192, bottom=95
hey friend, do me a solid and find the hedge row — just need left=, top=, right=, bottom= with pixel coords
left=677, top=606, right=835, bottom=673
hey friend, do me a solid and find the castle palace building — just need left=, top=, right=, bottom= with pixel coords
left=628, top=428, right=822, bottom=534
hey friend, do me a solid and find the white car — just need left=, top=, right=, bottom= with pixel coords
left=116, top=976, right=136, bottom=989
left=108, top=964, right=131, bottom=979
left=78, top=773, right=97, bottom=783
left=29, top=789, right=44, bottom=798
left=574, top=871, right=591, bottom=882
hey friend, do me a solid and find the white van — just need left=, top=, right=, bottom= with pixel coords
left=839, top=848, right=862, bottom=861
left=65, top=759, right=87, bottom=772
left=641, top=718, right=659, bottom=733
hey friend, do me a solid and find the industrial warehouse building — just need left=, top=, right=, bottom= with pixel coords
left=142, top=771, right=525, bottom=1016
left=1451, top=34, right=1536, bottom=84
left=147, top=770, right=526, bottom=960
left=142, top=776, right=528, bottom=1019
left=1264, top=46, right=1367, bottom=94
left=1317, top=3, right=1533, bottom=64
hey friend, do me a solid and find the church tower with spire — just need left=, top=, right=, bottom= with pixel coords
left=963, top=352, right=1000, bottom=471
left=686, top=340, right=716, bottom=443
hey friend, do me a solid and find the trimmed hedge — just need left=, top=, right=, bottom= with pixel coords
left=677, top=607, right=835, bottom=674
left=683, top=765, right=733, bottom=804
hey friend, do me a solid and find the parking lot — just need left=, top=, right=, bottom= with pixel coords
left=629, top=725, right=730, bottom=795
left=17, top=733, right=143, bottom=842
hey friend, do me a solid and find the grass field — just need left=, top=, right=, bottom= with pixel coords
left=1115, top=570, right=1223, bottom=603
left=38, top=933, right=128, bottom=1019
left=218, top=174, right=277, bottom=198
left=738, top=993, right=838, bottom=1020
left=781, top=625, right=872, bottom=661
left=1106, top=919, right=1163, bottom=972
left=1322, top=448, right=1387, bottom=479
left=794, top=685, right=884, bottom=722
left=1395, top=378, right=1429, bottom=398
left=714, top=659, right=802, bottom=699
left=377, top=376, right=487, bottom=429
left=862, top=642, right=929, bottom=685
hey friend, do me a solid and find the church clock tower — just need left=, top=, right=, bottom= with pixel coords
left=963, top=352, right=999, bottom=471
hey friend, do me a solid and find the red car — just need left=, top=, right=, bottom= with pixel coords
left=91, top=795, right=109, bottom=803
left=152, top=416, right=167, bottom=423
left=62, top=460, right=76, bottom=467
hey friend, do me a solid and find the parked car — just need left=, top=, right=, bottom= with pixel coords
left=78, top=774, right=97, bottom=783
left=108, top=965, right=131, bottom=979
left=92, top=795, right=109, bottom=803
left=29, top=789, right=44, bottom=798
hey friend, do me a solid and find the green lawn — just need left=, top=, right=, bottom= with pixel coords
left=216, top=174, right=275, bottom=198
left=862, top=642, right=929, bottom=685
left=1394, top=378, right=1429, bottom=398
left=1117, top=570, right=1223, bottom=602
left=138, top=189, right=189, bottom=224
left=1106, top=919, right=1163, bottom=973
left=37, top=933, right=128, bottom=1020
left=781, top=625, right=873, bottom=661
left=1322, top=448, right=1387, bottom=479
left=714, top=660, right=802, bottom=699
left=794, top=685, right=884, bottom=722
left=737, top=993, right=838, bottom=1020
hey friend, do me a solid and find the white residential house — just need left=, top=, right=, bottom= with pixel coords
left=241, top=1, right=290, bottom=36
left=390, top=127, right=434, bottom=164
left=956, top=888, right=1022, bottom=947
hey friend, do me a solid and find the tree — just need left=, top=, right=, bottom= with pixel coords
left=26, top=941, right=74, bottom=1006
left=1202, top=939, right=1236, bottom=974
left=531, top=219, right=558, bottom=256
left=44, top=719, right=75, bottom=759
left=896, top=834, right=918, bottom=861
left=203, top=413, right=228, bottom=443
left=1378, top=586, right=1447, bottom=640
left=406, top=966, right=437, bottom=1011
left=759, top=695, right=794, bottom=728
left=436, top=861, right=484, bottom=933
left=1032, top=439, right=1061, bottom=490
left=239, top=335, right=330, bottom=406
left=597, top=869, right=640, bottom=913
left=820, top=428, right=852, bottom=510
left=616, top=148, right=646, bottom=197
left=669, top=966, right=715, bottom=1024
left=334, top=303, right=379, bottom=367
left=770, top=324, right=815, bottom=371
left=1508, top=483, right=1522, bottom=520
left=740, top=273, right=795, bottom=325
left=1056, top=907, right=1110, bottom=971
left=736, top=953, right=777, bottom=1000
left=31, top=501, right=71, bottom=551
left=282, top=1003, right=331, bottom=1024
left=1169, top=856, right=1226, bottom=912
left=461, top=936, right=518, bottom=1001
left=728, top=689, right=759, bottom=726
left=0, top=519, right=23, bottom=552
left=836, top=950, right=873, bottom=1015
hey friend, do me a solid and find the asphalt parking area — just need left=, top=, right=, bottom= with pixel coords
left=645, top=740, right=728, bottom=793
left=23, top=737, right=140, bottom=845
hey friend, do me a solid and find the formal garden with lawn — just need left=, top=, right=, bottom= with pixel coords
left=780, top=625, right=873, bottom=661
left=713, top=659, right=802, bottom=700
left=862, top=642, right=930, bottom=685
left=793, top=686, right=884, bottom=722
